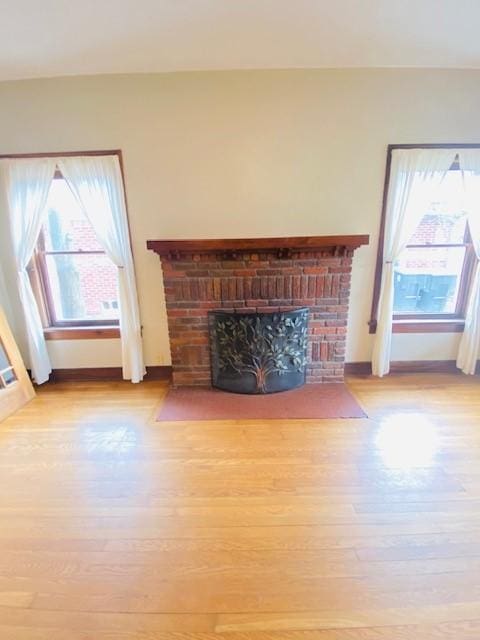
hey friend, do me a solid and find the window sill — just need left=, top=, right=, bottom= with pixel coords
left=392, top=319, right=465, bottom=333
left=44, top=326, right=120, bottom=340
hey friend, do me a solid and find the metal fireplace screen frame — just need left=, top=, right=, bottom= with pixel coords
left=208, top=308, right=309, bottom=394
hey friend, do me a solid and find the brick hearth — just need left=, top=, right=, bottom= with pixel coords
left=147, top=236, right=368, bottom=387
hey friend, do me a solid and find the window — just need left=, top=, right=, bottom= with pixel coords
left=0, top=339, right=16, bottom=387
left=370, top=147, right=477, bottom=334
left=32, top=173, right=120, bottom=334
left=393, top=171, right=472, bottom=317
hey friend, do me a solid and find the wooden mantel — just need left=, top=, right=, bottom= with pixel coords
left=147, top=235, right=369, bottom=258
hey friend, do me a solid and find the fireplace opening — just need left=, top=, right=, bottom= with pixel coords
left=209, top=308, right=309, bottom=394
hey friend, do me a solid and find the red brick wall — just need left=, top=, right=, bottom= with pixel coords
left=66, top=220, right=118, bottom=318
left=409, top=213, right=464, bottom=246
left=161, top=250, right=353, bottom=386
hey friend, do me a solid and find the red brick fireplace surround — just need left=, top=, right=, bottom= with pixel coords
left=147, top=236, right=369, bottom=387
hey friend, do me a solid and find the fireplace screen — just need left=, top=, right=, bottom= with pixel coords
left=209, top=308, right=309, bottom=394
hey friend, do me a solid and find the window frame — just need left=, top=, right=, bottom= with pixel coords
left=0, top=149, right=130, bottom=340
left=369, top=143, right=480, bottom=334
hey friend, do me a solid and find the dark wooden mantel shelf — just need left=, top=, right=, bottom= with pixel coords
left=147, top=235, right=369, bottom=259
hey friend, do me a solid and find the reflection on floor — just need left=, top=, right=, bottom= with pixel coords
left=0, top=373, right=479, bottom=638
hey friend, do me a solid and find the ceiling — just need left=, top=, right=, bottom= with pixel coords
left=1, top=0, right=480, bottom=81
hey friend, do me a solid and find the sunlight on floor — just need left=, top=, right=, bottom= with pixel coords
left=375, top=412, right=438, bottom=470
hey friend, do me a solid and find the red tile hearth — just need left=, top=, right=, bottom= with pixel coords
left=156, top=384, right=366, bottom=421
left=147, top=235, right=369, bottom=387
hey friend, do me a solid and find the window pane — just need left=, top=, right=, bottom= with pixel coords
left=42, top=179, right=104, bottom=252
left=45, top=253, right=119, bottom=323
left=408, top=171, right=468, bottom=245
left=409, top=212, right=468, bottom=245
left=393, top=246, right=466, bottom=314
left=0, top=339, right=11, bottom=371
left=1, top=368, right=17, bottom=387
left=0, top=340, right=16, bottom=388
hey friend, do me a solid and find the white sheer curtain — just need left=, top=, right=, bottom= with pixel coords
left=372, top=149, right=457, bottom=377
left=58, top=155, right=145, bottom=383
left=0, top=158, right=56, bottom=384
left=456, top=149, right=480, bottom=375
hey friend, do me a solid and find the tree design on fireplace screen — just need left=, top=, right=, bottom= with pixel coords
left=209, top=308, right=309, bottom=394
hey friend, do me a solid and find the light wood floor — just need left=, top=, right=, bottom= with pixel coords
left=0, top=374, right=479, bottom=639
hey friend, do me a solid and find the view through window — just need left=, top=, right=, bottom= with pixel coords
left=393, top=170, right=472, bottom=318
left=0, top=339, right=16, bottom=387
left=37, top=177, right=119, bottom=326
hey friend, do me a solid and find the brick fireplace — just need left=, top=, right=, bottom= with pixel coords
left=147, top=236, right=369, bottom=387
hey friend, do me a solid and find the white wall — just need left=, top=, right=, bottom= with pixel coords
left=0, top=68, right=479, bottom=368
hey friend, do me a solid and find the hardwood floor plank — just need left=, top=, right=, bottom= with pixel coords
left=215, top=602, right=480, bottom=631
left=0, top=591, right=34, bottom=608
left=0, top=608, right=215, bottom=633
left=3, top=624, right=480, bottom=640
